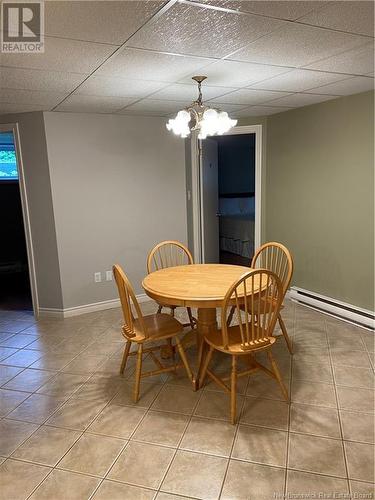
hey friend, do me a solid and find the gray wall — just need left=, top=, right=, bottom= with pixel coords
left=0, top=112, right=63, bottom=310
left=264, top=92, right=374, bottom=310
left=43, top=112, right=187, bottom=309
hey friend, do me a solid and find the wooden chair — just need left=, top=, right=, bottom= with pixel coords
left=147, top=240, right=196, bottom=330
left=113, top=264, right=195, bottom=402
left=227, top=242, right=294, bottom=354
left=198, top=269, right=289, bottom=424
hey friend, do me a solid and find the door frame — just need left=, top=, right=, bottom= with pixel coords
left=0, top=123, right=39, bottom=316
left=191, top=124, right=262, bottom=263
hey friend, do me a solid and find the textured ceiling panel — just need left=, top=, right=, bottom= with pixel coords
left=129, top=2, right=285, bottom=58
left=0, top=89, right=68, bottom=106
left=306, top=76, right=375, bottom=96
left=0, top=1, right=373, bottom=116
left=188, top=0, right=325, bottom=21
left=305, top=43, right=375, bottom=76
left=266, top=92, right=339, bottom=107
left=299, top=1, right=375, bottom=37
left=232, top=104, right=294, bottom=117
left=95, top=47, right=211, bottom=82
left=118, top=98, right=187, bottom=116
left=44, top=1, right=166, bottom=45
left=179, top=59, right=293, bottom=87
left=0, top=37, right=116, bottom=74
left=55, top=95, right=138, bottom=113
left=209, top=88, right=292, bottom=105
left=0, top=102, right=51, bottom=114
left=0, top=67, right=87, bottom=93
left=250, top=69, right=349, bottom=92
left=232, top=23, right=369, bottom=67
left=75, top=76, right=166, bottom=98
left=150, top=83, right=237, bottom=101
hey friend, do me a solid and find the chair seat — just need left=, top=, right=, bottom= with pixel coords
left=204, top=325, right=276, bottom=354
left=130, top=313, right=183, bottom=342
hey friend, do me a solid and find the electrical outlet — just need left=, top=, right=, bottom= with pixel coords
left=106, top=270, right=113, bottom=281
left=94, top=272, right=101, bottom=283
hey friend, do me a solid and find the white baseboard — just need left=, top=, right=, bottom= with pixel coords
left=38, top=293, right=151, bottom=319
left=289, top=286, right=375, bottom=331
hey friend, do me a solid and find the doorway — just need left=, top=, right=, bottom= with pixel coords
left=0, top=127, right=35, bottom=312
left=198, top=125, right=262, bottom=265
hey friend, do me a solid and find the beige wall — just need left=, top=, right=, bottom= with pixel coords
left=264, top=91, right=374, bottom=310
left=43, top=112, right=187, bottom=309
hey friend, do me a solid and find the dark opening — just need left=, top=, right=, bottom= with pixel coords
left=0, top=131, right=32, bottom=311
left=213, top=134, right=256, bottom=266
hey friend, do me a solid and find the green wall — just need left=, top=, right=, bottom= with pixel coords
left=261, top=92, right=374, bottom=310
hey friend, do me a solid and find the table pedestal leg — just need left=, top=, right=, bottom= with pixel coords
left=196, top=308, right=217, bottom=385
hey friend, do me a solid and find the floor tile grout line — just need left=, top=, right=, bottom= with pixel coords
left=87, top=363, right=169, bottom=499
left=283, top=301, right=296, bottom=496
left=324, top=316, right=351, bottom=492
left=155, top=374, right=206, bottom=497
left=218, top=367, right=251, bottom=499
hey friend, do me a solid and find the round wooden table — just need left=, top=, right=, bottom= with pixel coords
left=142, top=263, right=254, bottom=338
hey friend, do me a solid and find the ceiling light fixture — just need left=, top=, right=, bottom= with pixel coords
left=166, top=76, right=237, bottom=139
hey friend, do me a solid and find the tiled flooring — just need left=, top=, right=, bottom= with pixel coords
left=0, top=301, right=373, bottom=500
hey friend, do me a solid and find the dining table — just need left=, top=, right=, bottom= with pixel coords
left=142, top=263, right=262, bottom=381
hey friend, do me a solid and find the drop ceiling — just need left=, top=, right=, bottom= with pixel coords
left=0, top=0, right=373, bottom=117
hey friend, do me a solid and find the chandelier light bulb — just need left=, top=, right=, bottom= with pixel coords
left=166, top=76, right=237, bottom=139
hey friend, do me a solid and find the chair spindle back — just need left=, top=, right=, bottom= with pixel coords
left=251, top=242, right=293, bottom=297
left=147, top=240, right=193, bottom=274
left=221, top=269, right=283, bottom=351
left=113, top=264, right=146, bottom=339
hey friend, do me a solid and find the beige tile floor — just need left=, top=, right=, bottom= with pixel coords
left=0, top=301, right=374, bottom=500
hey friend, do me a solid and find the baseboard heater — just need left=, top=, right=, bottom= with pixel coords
left=289, top=286, right=375, bottom=331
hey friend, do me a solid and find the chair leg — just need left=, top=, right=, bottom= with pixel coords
left=198, top=344, right=214, bottom=388
left=167, top=337, right=175, bottom=360
left=187, top=307, right=195, bottom=329
left=133, top=344, right=143, bottom=403
left=170, top=306, right=176, bottom=317
left=227, top=306, right=235, bottom=326
left=278, top=313, right=293, bottom=354
left=119, top=340, right=131, bottom=375
left=175, top=337, right=195, bottom=389
left=231, top=355, right=237, bottom=425
left=267, top=350, right=289, bottom=402
left=157, top=305, right=163, bottom=314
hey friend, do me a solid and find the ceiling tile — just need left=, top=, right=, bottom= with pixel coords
left=307, top=76, right=375, bottom=96
left=119, top=98, right=245, bottom=116
left=0, top=89, right=68, bottom=106
left=0, top=37, right=116, bottom=74
left=179, top=60, right=293, bottom=87
left=232, top=23, right=369, bottom=67
left=188, top=0, right=325, bottom=21
left=232, top=105, right=294, bottom=117
left=129, top=2, right=285, bottom=58
left=305, top=42, right=375, bottom=76
left=250, top=69, right=349, bottom=92
left=118, top=99, right=186, bottom=116
left=55, top=95, right=138, bottom=113
left=298, top=1, right=374, bottom=37
left=75, top=76, right=166, bottom=98
left=0, top=102, right=51, bottom=114
left=95, top=47, right=211, bottom=82
left=266, top=92, right=339, bottom=107
left=0, top=67, right=87, bottom=93
left=150, top=83, right=237, bottom=101
left=44, top=1, right=166, bottom=45
left=209, top=88, right=292, bottom=105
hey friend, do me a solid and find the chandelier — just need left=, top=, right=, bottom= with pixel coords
left=166, top=76, right=237, bottom=139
